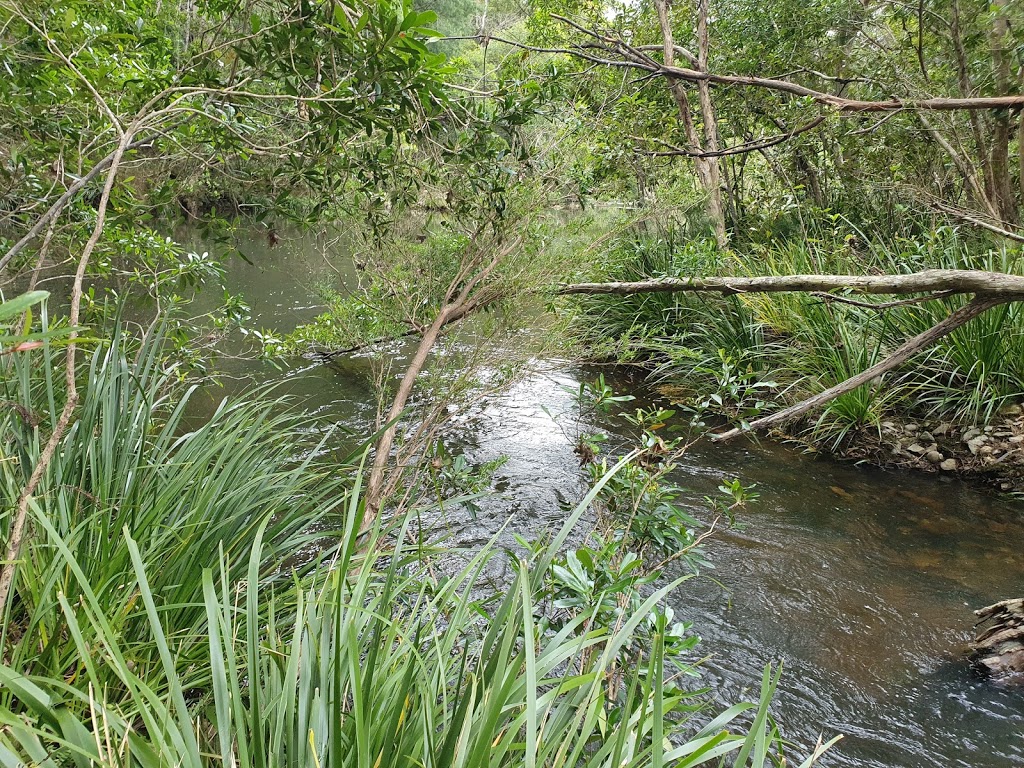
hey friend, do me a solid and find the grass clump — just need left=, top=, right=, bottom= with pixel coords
left=0, top=312, right=835, bottom=767
left=565, top=225, right=1024, bottom=449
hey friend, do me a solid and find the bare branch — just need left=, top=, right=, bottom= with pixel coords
left=558, top=269, right=1024, bottom=297
left=0, top=127, right=135, bottom=616
left=502, top=17, right=1024, bottom=114
left=713, top=295, right=1008, bottom=441
left=634, top=115, right=828, bottom=158
left=0, top=132, right=165, bottom=273
left=811, top=289, right=957, bottom=309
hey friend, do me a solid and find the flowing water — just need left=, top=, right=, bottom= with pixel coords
left=189, top=227, right=1024, bottom=767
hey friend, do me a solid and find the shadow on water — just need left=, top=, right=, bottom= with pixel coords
left=189, top=227, right=1024, bottom=768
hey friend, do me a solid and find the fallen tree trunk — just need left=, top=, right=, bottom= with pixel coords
left=969, top=599, right=1024, bottom=679
left=558, top=269, right=1024, bottom=297
left=557, top=269, right=1024, bottom=441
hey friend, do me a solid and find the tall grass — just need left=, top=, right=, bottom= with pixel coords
left=0, top=474, right=835, bottom=768
left=568, top=225, right=1024, bottom=443
left=0, top=324, right=350, bottom=699
left=0, top=314, right=835, bottom=766
left=567, top=233, right=769, bottom=390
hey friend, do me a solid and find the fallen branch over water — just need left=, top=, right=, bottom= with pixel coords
left=557, top=269, right=1024, bottom=297
left=558, top=269, right=1024, bottom=441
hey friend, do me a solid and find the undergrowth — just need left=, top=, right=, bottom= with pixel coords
left=0, top=298, right=835, bottom=767
left=564, top=225, right=1024, bottom=450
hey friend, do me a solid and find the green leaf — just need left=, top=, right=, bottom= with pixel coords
left=0, top=291, right=48, bottom=323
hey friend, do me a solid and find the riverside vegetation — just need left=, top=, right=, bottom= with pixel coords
left=3, top=0, right=1024, bottom=764
left=562, top=223, right=1024, bottom=489
left=0, top=306, right=838, bottom=766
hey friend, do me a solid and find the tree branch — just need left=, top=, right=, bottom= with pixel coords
left=712, top=295, right=1007, bottom=441
left=522, top=17, right=1024, bottom=114
left=634, top=115, right=828, bottom=158
left=0, top=133, right=164, bottom=273
left=0, top=127, right=134, bottom=616
left=558, top=270, right=1024, bottom=442
left=558, top=269, right=1024, bottom=297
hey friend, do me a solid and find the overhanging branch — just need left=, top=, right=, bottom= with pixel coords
left=558, top=269, right=1024, bottom=441
left=558, top=269, right=1024, bottom=297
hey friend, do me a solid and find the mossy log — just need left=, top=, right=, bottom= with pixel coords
left=969, top=599, right=1024, bottom=678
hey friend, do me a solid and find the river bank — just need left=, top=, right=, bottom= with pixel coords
left=768, top=407, right=1024, bottom=494
left=176, top=223, right=1024, bottom=767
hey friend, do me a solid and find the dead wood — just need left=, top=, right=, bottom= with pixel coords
left=557, top=269, right=1024, bottom=297
left=969, top=598, right=1024, bottom=678
left=558, top=269, right=1024, bottom=441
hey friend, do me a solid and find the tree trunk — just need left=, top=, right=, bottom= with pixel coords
left=694, top=0, right=727, bottom=246
left=988, top=0, right=1017, bottom=223
left=653, top=0, right=727, bottom=246
left=950, top=0, right=997, bottom=213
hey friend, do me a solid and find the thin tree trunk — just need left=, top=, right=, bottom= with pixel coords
left=951, top=0, right=998, bottom=216
left=695, top=0, right=727, bottom=246
left=653, top=0, right=726, bottom=245
left=362, top=238, right=517, bottom=528
left=1018, top=108, right=1024, bottom=210
left=0, top=130, right=134, bottom=617
left=918, top=112, right=998, bottom=219
left=989, top=0, right=1017, bottom=223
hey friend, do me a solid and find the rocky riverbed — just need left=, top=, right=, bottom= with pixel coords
left=825, top=403, right=1024, bottom=492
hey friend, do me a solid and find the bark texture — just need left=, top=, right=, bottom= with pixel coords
left=970, top=599, right=1024, bottom=679
left=558, top=269, right=1024, bottom=297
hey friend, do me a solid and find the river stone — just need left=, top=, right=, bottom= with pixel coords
left=940, top=458, right=957, bottom=471
left=918, top=431, right=934, bottom=442
left=1010, top=435, right=1024, bottom=444
left=963, top=427, right=982, bottom=442
left=967, top=435, right=989, bottom=455
left=926, top=450, right=944, bottom=464
left=906, top=443, right=927, bottom=455
left=904, top=423, right=920, bottom=434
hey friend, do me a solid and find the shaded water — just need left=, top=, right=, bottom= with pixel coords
left=194, top=228, right=1024, bottom=767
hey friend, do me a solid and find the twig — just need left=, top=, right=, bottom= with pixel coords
left=811, top=289, right=956, bottom=309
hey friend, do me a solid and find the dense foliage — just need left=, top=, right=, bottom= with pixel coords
left=4, top=0, right=1024, bottom=763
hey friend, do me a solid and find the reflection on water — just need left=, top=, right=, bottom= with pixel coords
left=460, top=372, right=1024, bottom=768
left=192, top=228, right=1024, bottom=768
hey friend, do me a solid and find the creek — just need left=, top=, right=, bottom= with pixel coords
left=186, top=226, right=1024, bottom=768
